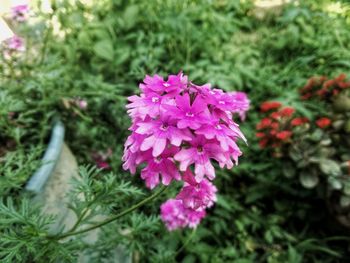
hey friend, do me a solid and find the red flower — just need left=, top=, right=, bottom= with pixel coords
left=280, top=107, right=295, bottom=117
left=316, top=117, right=331, bottom=129
left=291, top=117, right=309, bottom=126
left=270, top=122, right=279, bottom=130
left=323, top=79, right=335, bottom=89
left=319, top=76, right=327, bottom=82
left=260, top=101, right=282, bottom=112
left=301, top=93, right=312, bottom=100
left=276, top=130, right=292, bottom=141
left=257, top=118, right=272, bottom=130
left=255, top=132, right=265, bottom=138
left=270, top=130, right=277, bottom=136
left=317, top=89, right=327, bottom=97
left=259, top=138, right=268, bottom=148
left=338, top=81, right=350, bottom=89
left=336, top=73, right=346, bottom=82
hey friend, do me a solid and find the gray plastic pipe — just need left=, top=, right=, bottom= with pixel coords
left=25, top=120, right=65, bottom=194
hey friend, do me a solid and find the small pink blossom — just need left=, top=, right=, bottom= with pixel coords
left=160, top=199, right=206, bottom=231
left=3, top=35, right=25, bottom=51
left=163, top=93, right=209, bottom=130
left=11, top=4, right=29, bottom=22
left=2, top=36, right=25, bottom=60
left=176, top=170, right=217, bottom=210
left=75, top=99, right=88, bottom=109
left=229, top=91, right=250, bottom=120
left=174, top=135, right=225, bottom=182
left=135, top=114, right=192, bottom=157
left=96, top=161, right=110, bottom=170
left=92, top=148, right=112, bottom=170
left=140, top=147, right=181, bottom=189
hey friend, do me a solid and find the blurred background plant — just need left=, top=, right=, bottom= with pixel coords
left=1, top=0, right=350, bottom=262
left=256, top=73, right=350, bottom=227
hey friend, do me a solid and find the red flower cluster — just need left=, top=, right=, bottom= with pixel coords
left=256, top=102, right=308, bottom=149
left=300, top=74, right=350, bottom=100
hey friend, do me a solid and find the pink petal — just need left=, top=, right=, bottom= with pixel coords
left=140, top=136, right=156, bottom=151
left=174, top=149, right=193, bottom=161
left=152, top=138, right=167, bottom=157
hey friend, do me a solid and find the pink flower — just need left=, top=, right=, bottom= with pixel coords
left=92, top=149, right=112, bottom=170
left=174, top=136, right=225, bottom=182
left=160, top=199, right=206, bottom=231
left=139, top=74, right=167, bottom=94
left=3, top=35, right=25, bottom=52
left=140, top=72, right=187, bottom=96
left=2, top=35, right=25, bottom=60
left=96, top=161, right=110, bottom=170
left=207, top=90, right=243, bottom=112
left=186, top=208, right=206, bottom=228
left=195, top=119, right=239, bottom=151
left=11, top=4, right=29, bottom=22
left=160, top=199, right=188, bottom=231
left=126, top=93, right=164, bottom=119
left=122, top=132, right=147, bottom=174
left=167, top=93, right=209, bottom=130
left=140, top=147, right=181, bottom=189
left=229, top=91, right=250, bottom=120
left=75, top=99, right=88, bottom=109
left=176, top=170, right=217, bottom=210
left=135, top=114, right=192, bottom=157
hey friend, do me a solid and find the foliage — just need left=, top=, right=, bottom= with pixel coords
left=0, top=166, right=163, bottom=262
left=1, top=0, right=350, bottom=262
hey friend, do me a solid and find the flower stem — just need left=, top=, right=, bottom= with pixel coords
left=175, top=228, right=196, bottom=256
left=68, top=193, right=103, bottom=234
left=50, top=185, right=167, bottom=240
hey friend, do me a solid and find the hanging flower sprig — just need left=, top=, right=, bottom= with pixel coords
left=123, top=72, right=249, bottom=230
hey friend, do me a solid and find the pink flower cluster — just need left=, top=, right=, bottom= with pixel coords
left=11, top=4, right=29, bottom=22
left=123, top=72, right=249, bottom=230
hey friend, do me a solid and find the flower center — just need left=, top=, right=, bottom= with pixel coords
left=163, top=83, right=170, bottom=87
left=197, top=146, right=204, bottom=154
left=160, top=124, right=169, bottom=131
left=186, top=112, right=194, bottom=117
left=154, top=157, right=162, bottom=164
left=152, top=97, right=159, bottom=103
left=219, top=100, right=225, bottom=105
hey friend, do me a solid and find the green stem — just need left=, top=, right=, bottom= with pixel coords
left=50, top=185, right=167, bottom=240
left=68, top=195, right=102, bottom=234
left=175, top=228, right=196, bottom=256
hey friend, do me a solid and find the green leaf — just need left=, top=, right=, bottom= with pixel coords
left=288, top=245, right=303, bottom=263
left=93, top=40, right=114, bottom=61
left=328, top=177, right=342, bottom=190
left=123, top=5, right=139, bottom=29
left=340, top=195, right=350, bottom=207
left=299, top=171, right=319, bottom=189
left=319, top=159, right=341, bottom=176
